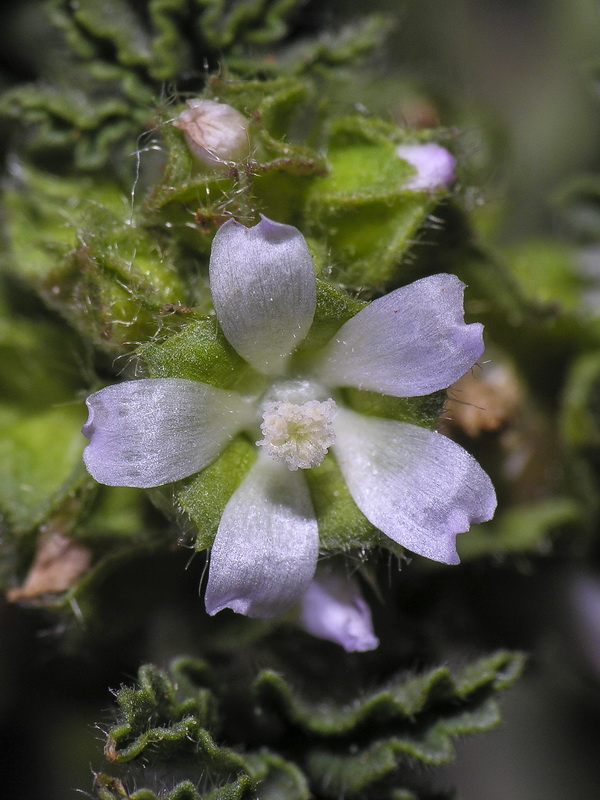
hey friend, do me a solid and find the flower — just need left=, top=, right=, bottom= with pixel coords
left=174, top=99, right=250, bottom=167
left=82, top=216, right=496, bottom=618
left=396, top=142, right=456, bottom=191
left=298, top=566, right=379, bottom=652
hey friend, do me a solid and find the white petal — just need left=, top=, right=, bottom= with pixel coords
left=205, top=452, right=319, bottom=618
left=333, top=408, right=496, bottom=564
left=313, top=274, right=484, bottom=397
left=299, top=567, right=379, bottom=652
left=83, top=378, right=252, bottom=488
left=209, top=216, right=316, bottom=374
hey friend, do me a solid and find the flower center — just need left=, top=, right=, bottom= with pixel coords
left=256, top=398, right=338, bottom=471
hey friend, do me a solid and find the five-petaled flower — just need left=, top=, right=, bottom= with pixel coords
left=82, top=216, right=496, bottom=618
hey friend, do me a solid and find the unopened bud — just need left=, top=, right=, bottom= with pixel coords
left=299, top=566, right=379, bottom=652
left=396, top=142, right=456, bottom=191
left=174, top=99, right=250, bottom=167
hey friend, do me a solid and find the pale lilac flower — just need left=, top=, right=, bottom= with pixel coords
left=567, top=573, right=600, bottom=678
left=174, top=99, right=250, bottom=167
left=396, top=142, right=456, bottom=192
left=83, top=216, right=496, bottom=618
left=299, top=566, right=379, bottom=652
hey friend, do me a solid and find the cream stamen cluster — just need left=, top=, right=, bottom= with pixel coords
left=257, top=399, right=337, bottom=470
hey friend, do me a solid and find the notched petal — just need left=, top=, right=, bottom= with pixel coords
left=210, top=216, right=316, bottom=375
left=83, top=378, right=252, bottom=488
left=314, top=273, right=484, bottom=397
left=333, top=409, right=496, bottom=564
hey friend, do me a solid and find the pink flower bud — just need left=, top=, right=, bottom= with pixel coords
left=174, top=99, right=250, bottom=167
left=396, top=142, right=456, bottom=191
left=299, top=567, right=379, bottom=652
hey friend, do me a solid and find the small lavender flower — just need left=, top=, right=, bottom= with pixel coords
left=82, top=216, right=495, bottom=618
left=299, top=566, right=379, bottom=652
left=396, top=142, right=456, bottom=191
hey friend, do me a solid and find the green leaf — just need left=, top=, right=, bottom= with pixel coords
left=97, top=652, right=524, bottom=800
left=458, top=498, right=585, bottom=559
left=197, top=0, right=298, bottom=49
left=562, top=349, right=600, bottom=450
left=0, top=406, right=86, bottom=534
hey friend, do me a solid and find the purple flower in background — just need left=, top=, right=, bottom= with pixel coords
left=299, top=566, right=379, bottom=652
left=83, top=216, right=495, bottom=618
left=396, top=142, right=456, bottom=191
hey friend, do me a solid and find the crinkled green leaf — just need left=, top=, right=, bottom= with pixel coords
left=197, top=0, right=298, bottom=49
left=94, top=774, right=255, bottom=800
left=107, top=661, right=220, bottom=762
left=255, top=652, right=524, bottom=794
left=99, top=653, right=523, bottom=800
left=272, top=15, right=393, bottom=76
left=253, top=651, right=524, bottom=736
left=305, top=698, right=500, bottom=793
left=244, top=751, right=310, bottom=800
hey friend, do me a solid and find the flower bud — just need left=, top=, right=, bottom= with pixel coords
left=396, top=142, right=456, bottom=191
left=174, top=99, right=250, bottom=167
left=299, top=566, right=379, bottom=652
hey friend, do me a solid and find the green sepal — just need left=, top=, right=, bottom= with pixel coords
left=343, top=388, right=446, bottom=428
left=305, top=455, right=378, bottom=552
left=141, top=316, right=260, bottom=391
left=176, top=437, right=257, bottom=551
left=294, top=278, right=366, bottom=355
left=2, top=163, right=189, bottom=352
left=2, top=164, right=124, bottom=282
